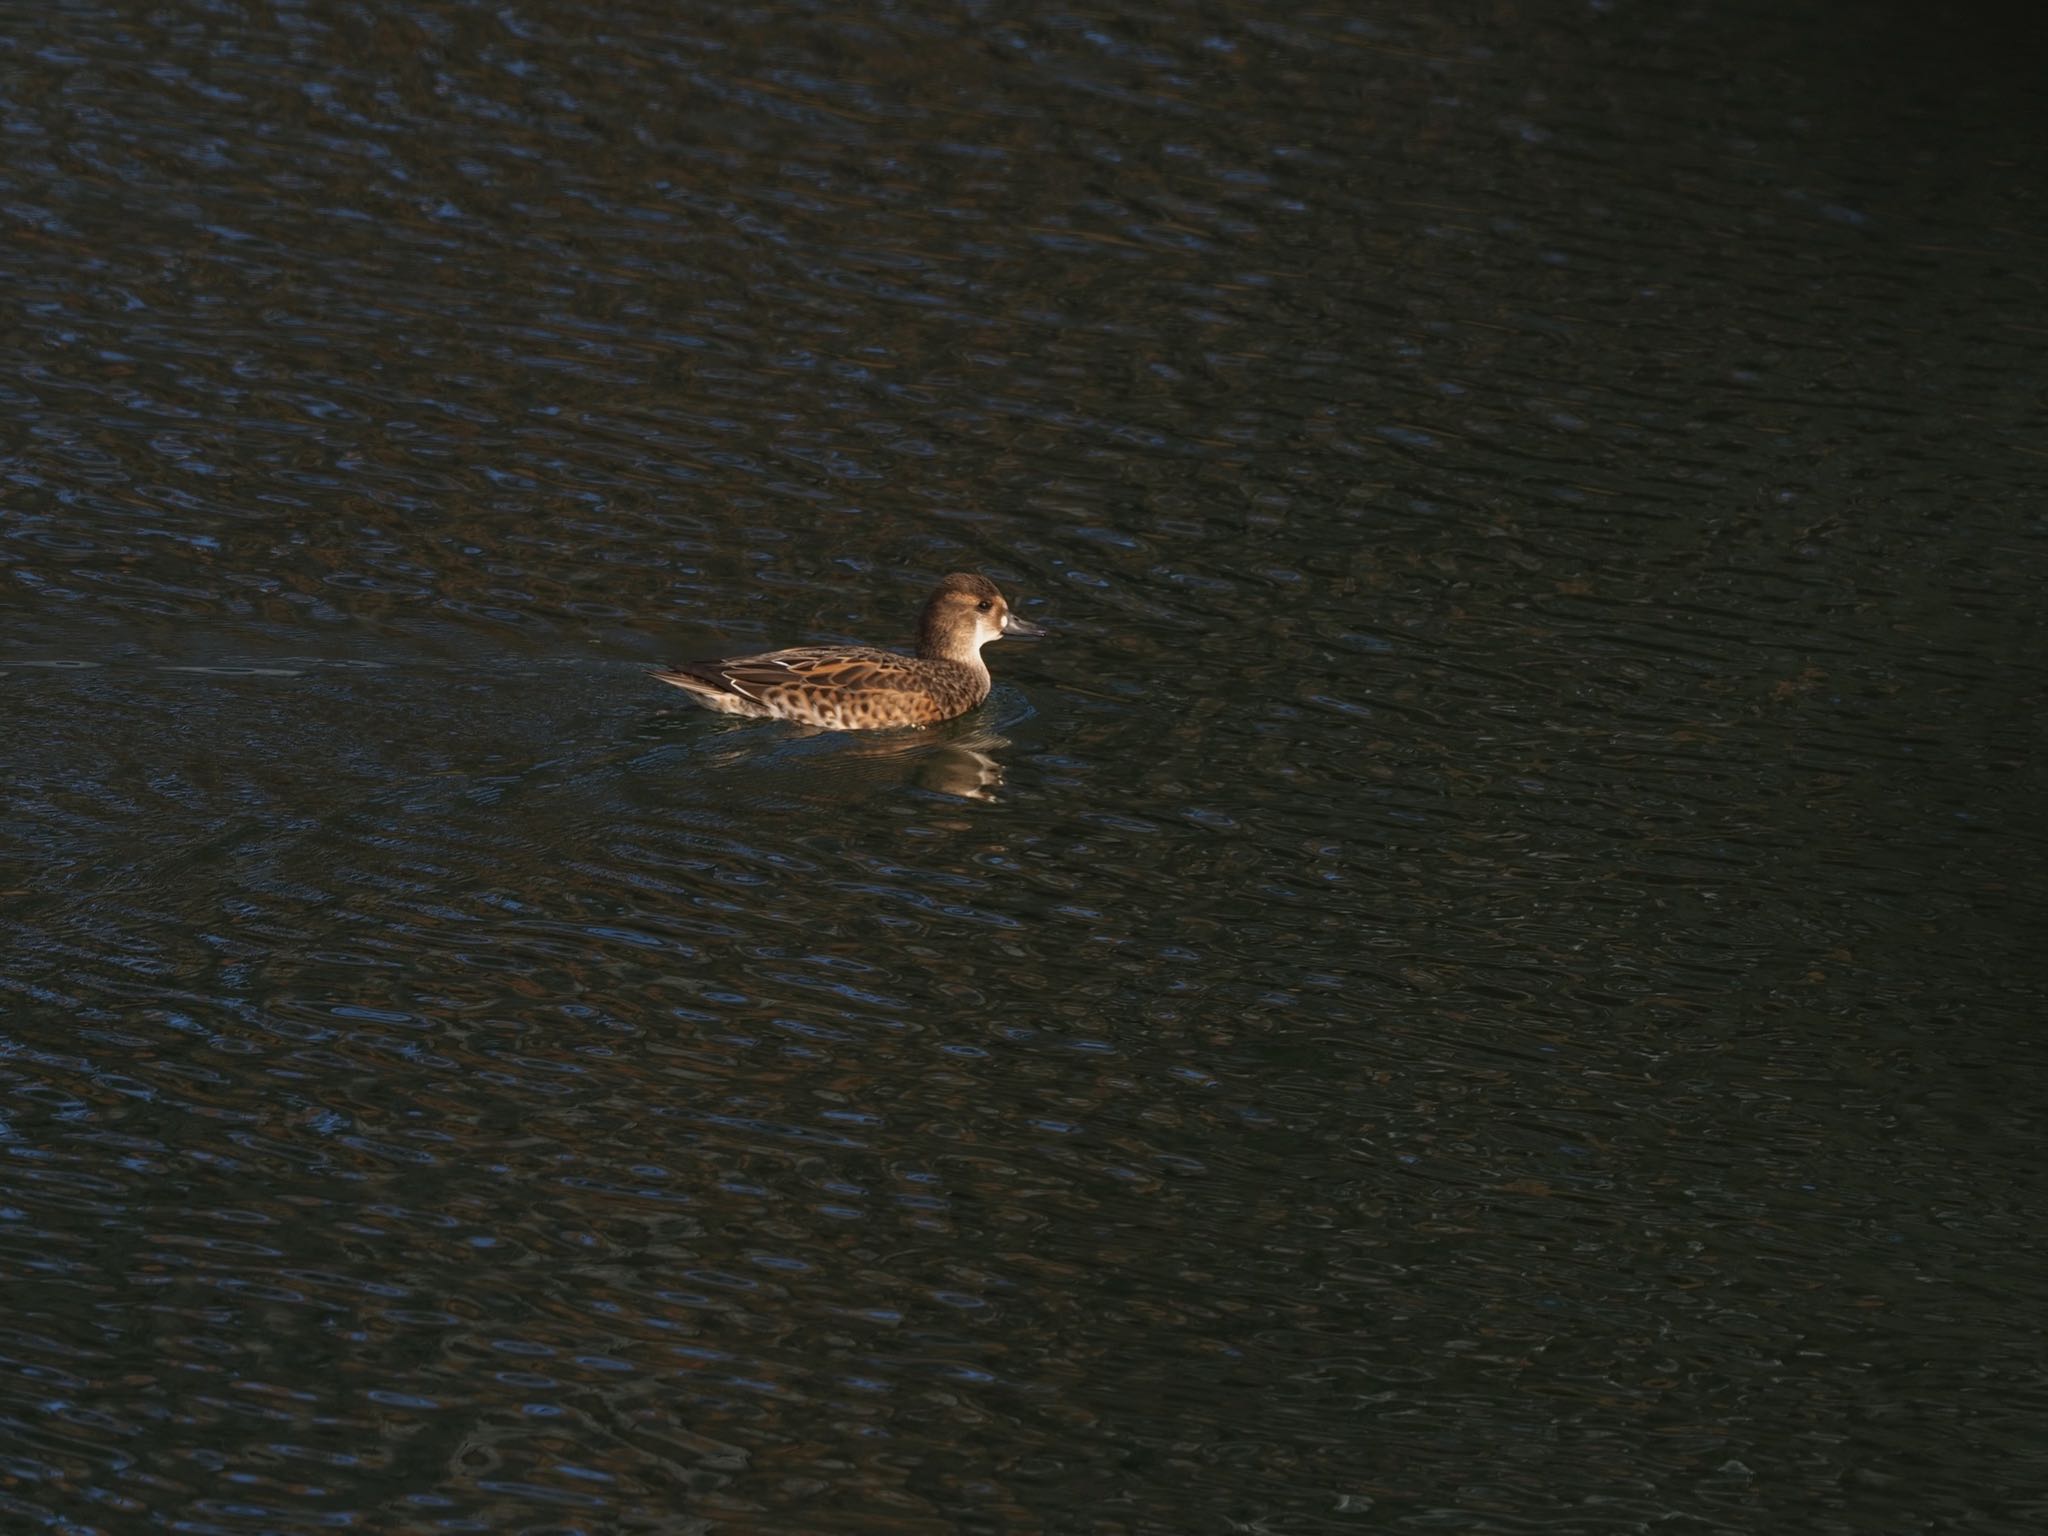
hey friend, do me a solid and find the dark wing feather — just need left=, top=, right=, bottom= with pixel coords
left=692, top=646, right=921, bottom=701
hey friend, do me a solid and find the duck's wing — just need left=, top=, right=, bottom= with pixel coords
left=668, top=646, right=919, bottom=703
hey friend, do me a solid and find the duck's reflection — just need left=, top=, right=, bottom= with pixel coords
left=833, top=726, right=1009, bottom=802
left=642, top=704, right=1015, bottom=802
left=911, top=734, right=1007, bottom=801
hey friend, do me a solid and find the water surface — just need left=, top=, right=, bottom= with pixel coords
left=4, top=2, right=2047, bottom=1532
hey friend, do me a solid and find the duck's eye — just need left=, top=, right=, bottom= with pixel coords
left=976, top=599, right=992, bottom=612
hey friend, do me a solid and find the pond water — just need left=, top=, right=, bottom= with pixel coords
left=4, top=2, right=2046, bottom=1532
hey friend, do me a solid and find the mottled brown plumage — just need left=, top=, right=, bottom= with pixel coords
left=650, top=572, right=1045, bottom=730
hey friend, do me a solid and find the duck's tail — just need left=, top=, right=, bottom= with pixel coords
left=648, top=665, right=756, bottom=715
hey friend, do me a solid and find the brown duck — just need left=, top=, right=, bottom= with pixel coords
left=650, top=572, right=1045, bottom=730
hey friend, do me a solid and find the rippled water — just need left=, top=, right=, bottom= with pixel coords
left=5, top=1, right=2047, bottom=1531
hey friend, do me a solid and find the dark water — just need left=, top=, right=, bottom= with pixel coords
left=5, top=1, right=2047, bottom=1530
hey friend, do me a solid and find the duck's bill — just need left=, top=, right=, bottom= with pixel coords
left=1001, top=612, right=1047, bottom=639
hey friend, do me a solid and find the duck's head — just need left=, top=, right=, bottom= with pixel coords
left=919, top=572, right=1046, bottom=661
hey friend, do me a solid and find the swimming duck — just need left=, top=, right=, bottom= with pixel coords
left=650, top=572, right=1045, bottom=730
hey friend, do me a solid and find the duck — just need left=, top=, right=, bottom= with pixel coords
left=650, top=572, right=1045, bottom=730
